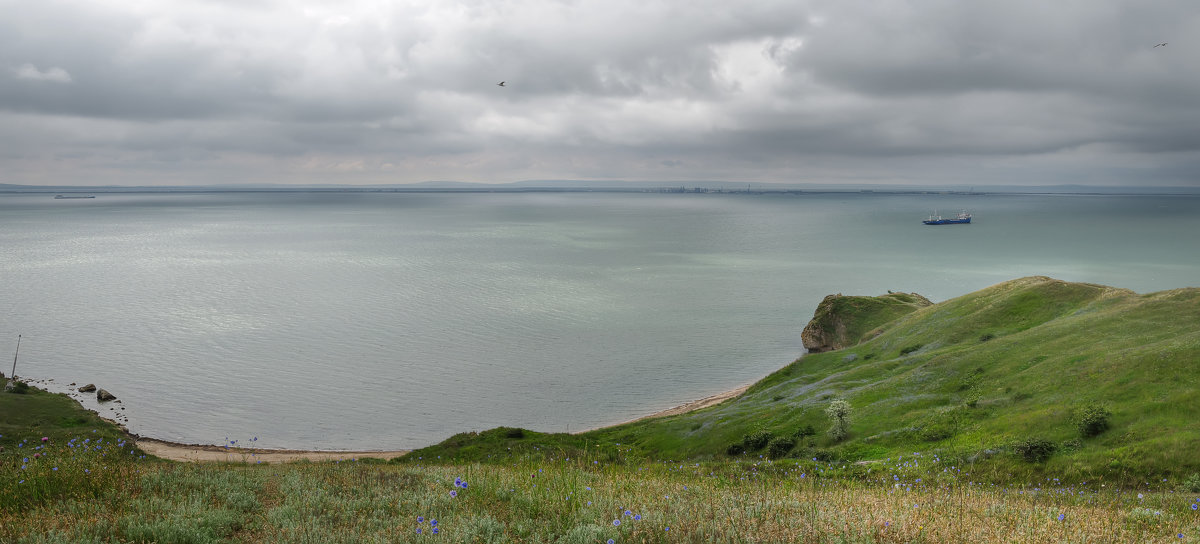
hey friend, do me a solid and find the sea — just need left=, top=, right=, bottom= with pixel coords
left=2, top=190, right=1199, bottom=450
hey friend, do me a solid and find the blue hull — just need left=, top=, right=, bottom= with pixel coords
left=923, top=217, right=971, bottom=225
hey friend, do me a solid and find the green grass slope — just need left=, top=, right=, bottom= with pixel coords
left=412, top=277, right=1200, bottom=483
left=800, top=290, right=933, bottom=352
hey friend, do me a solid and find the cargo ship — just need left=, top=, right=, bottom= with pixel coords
left=923, top=210, right=971, bottom=225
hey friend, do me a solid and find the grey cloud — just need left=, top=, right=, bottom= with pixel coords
left=0, top=0, right=1197, bottom=186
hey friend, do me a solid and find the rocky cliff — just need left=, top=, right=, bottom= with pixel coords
left=800, top=291, right=933, bottom=352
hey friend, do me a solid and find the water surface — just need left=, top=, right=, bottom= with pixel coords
left=2, top=191, right=1197, bottom=449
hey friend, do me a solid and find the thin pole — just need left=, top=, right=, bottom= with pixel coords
left=10, top=334, right=20, bottom=378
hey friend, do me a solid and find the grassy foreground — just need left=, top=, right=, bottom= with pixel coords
left=4, top=276, right=1200, bottom=542
left=3, top=414, right=1199, bottom=542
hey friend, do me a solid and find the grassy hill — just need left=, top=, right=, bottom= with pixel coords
left=410, top=276, right=1200, bottom=483
left=5, top=276, right=1200, bottom=542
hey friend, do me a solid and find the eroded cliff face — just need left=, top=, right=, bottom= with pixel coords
left=800, top=291, right=933, bottom=353
left=801, top=294, right=849, bottom=353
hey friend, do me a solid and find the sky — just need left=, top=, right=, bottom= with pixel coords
left=2, top=0, right=1198, bottom=187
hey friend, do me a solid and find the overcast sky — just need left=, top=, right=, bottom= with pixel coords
left=2, top=0, right=1197, bottom=187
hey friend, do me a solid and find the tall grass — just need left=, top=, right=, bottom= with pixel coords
left=4, top=435, right=1199, bottom=542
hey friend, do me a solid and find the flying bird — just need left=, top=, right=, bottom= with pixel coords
left=1154, top=42, right=1168, bottom=48
left=497, top=81, right=506, bottom=87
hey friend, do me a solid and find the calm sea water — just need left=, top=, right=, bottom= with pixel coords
left=2, top=191, right=1198, bottom=450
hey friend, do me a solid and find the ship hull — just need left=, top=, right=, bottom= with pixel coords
left=923, top=217, right=971, bottom=225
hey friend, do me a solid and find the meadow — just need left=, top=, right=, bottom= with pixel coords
left=4, top=276, right=1200, bottom=542
left=3, top=417, right=1199, bottom=543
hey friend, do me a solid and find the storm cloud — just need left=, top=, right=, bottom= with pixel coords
left=2, top=0, right=1197, bottom=186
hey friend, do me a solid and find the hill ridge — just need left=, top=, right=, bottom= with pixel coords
left=407, top=276, right=1200, bottom=482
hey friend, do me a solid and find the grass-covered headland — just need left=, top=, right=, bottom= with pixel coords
left=3, top=276, right=1200, bottom=542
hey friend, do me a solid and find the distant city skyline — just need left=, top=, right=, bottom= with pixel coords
left=2, top=0, right=1198, bottom=187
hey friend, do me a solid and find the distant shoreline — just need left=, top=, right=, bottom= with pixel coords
left=5, top=182, right=1200, bottom=196
left=15, top=376, right=755, bottom=463
left=130, top=382, right=754, bottom=462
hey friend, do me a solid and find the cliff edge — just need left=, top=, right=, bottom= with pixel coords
left=800, top=291, right=933, bottom=352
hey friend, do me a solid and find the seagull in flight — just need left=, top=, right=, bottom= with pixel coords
left=497, top=81, right=506, bottom=87
left=1154, top=42, right=1168, bottom=48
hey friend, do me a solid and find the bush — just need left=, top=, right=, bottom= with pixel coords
left=899, top=344, right=923, bottom=355
left=766, top=437, right=797, bottom=458
left=725, top=443, right=746, bottom=456
left=794, top=424, right=816, bottom=439
left=1013, top=437, right=1057, bottom=463
left=742, top=430, right=773, bottom=451
left=1077, top=404, right=1112, bottom=438
left=503, top=427, right=525, bottom=439
left=1184, top=473, right=1200, bottom=493
left=6, top=380, right=29, bottom=394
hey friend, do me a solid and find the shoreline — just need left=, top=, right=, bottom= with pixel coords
left=133, top=437, right=410, bottom=464
left=135, top=383, right=753, bottom=462
left=21, top=375, right=752, bottom=463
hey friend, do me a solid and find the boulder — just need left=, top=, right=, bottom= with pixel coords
left=78, top=384, right=97, bottom=392
left=97, top=389, right=117, bottom=402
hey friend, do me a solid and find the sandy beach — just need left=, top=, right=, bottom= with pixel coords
left=134, top=438, right=409, bottom=463
left=135, top=383, right=752, bottom=463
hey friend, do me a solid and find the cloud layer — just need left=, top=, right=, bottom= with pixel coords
left=2, top=0, right=1198, bottom=186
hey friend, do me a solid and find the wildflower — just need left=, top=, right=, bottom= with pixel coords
left=1057, top=513, right=1064, bottom=521
left=416, top=528, right=422, bottom=534
left=1192, top=503, right=1198, bottom=511
left=613, top=519, right=621, bottom=527
left=418, top=517, right=424, bottom=523
left=665, top=527, right=670, bottom=531
left=432, top=527, right=439, bottom=534
left=450, top=490, right=457, bottom=498
left=607, top=540, right=615, bottom=544
left=41, top=437, right=49, bottom=442
left=431, top=520, right=437, bottom=527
